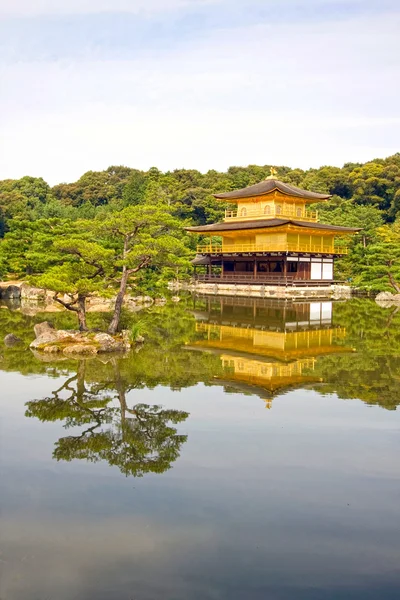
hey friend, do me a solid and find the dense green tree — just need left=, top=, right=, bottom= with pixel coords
left=52, top=166, right=133, bottom=207
left=122, top=169, right=148, bottom=205
left=34, top=258, right=111, bottom=330
left=98, top=204, right=190, bottom=334
left=29, top=221, right=114, bottom=330
left=358, top=222, right=400, bottom=292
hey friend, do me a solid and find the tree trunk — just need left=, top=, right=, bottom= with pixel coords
left=388, top=271, right=400, bottom=293
left=108, top=267, right=129, bottom=335
left=77, top=294, right=88, bottom=331
left=53, top=292, right=88, bottom=331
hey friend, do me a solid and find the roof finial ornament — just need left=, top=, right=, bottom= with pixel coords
left=266, top=167, right=278, bottom=180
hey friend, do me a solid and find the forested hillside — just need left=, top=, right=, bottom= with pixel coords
left=1, top=153, right=400, bottom=292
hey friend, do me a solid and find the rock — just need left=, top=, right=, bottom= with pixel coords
left=30, top=323, right=131, bottom=354
left=56, top=330, right=84, bottom=342
left=133, top=296, right=154, bottom=304
left=125, top=297, right=137, bottom=306
left=171, top=296, right=181, bottom=303
left=332, top=285, right=353, bottom=299
left=375, top=292, right=394, bottom=301
left=154, top=297, right=166, bottom=305
left=20, top=283, right=49, bottom=302
left=4, top=333, right=23, bottom=347
left=34, top=321, right=55, bottom=338
left=0, top=285, right=21, bottom=300
left=30, top=323, right=83, bottom=350
left=93, top=333, right=125, bottom=353
left=87, top=296, right=115, bottom=313
left=121, top=330, right=132, bottom=349
left=135, top=334, right=145, bottom=344
left=30, top=332, right=59, bottom=349
left=63, top=344, right=98, bottom=356
left=42, top=344, right=62, bottom=354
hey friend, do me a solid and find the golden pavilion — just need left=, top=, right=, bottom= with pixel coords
left=187, top=169, right=360, bottom=285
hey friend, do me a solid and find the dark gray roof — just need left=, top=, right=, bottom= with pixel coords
left=191, top=256, right=211, bottom=265
left=186, top=219, right=360, bottom=234
left=214, top=179, right=331, bottom=201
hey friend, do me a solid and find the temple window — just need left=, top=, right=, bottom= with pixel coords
left=264, top=205, right=271, bottom=215
left=296, top=207, right=302, bottom=217
left=240, top=207, right=247, bottom=217
left=276, top=205, right=282, bottom=215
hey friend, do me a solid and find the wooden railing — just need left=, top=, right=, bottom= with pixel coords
left=224, top=209, right=319, bottom=222
left=196, top=243, right=348, bottom=255
left=195, top=274, right=337, bottom=286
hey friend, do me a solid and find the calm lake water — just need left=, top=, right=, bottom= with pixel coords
left=0, top=297, right=400, bottom=600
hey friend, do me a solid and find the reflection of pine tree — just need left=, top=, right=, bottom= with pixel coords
left=25, top=359, right=189, bottom=477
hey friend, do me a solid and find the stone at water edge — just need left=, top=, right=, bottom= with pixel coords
left=93, top=333, right=126, bottom=353
left=133, top=296, right=154, bottom=304
left=4, top=333, right=23, bottom=347
left=63, top=344, right=99, bottom=355
left=30, top=321, right=133, bottom=353
left=33, top=321, right=55, bottom=338
left=171, top=296, right=181, bottom=303
left=20, top=283, right=50, bottom=302
left=0, top=285, right=21, bottom=300
left=30, top=323, right=84, bottom=350
left=30, top=333, right=58, bottom=349
left=42, top=345, right=62, bottom=354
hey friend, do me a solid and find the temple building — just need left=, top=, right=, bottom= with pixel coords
left=187, top=297, right=355, bottom=408
left=186, top=170, right=360, bottom=285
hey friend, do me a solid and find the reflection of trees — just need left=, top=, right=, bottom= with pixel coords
left=2, top=299, right=400, bottom=414
left=25, top=360, right=189, bottom=477
left=313, top=301, right=400, bottom=409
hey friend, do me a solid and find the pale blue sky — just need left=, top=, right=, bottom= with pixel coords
left=0, top=0, right=399, bottom=184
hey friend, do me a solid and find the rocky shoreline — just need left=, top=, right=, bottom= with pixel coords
left=0, top=282, right=179, bottom=315
left=30, top=322, right=135, bottom=355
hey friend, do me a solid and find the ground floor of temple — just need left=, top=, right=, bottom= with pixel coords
left=194, top=254, right=337, bottom=285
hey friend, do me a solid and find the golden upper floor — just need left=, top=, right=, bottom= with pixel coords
left=214, top=172, right=331, bottom=224
left=186, top=173, right=361, bottom=252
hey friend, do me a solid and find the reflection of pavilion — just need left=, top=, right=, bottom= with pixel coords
left=188, top=297, right=354, bottom=407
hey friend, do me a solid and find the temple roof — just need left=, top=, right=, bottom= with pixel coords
left=186, top=218, right=361, bottom=234
left=191, top=256, right=211, bottom=266
left=213, top=179, right=331, bottom=201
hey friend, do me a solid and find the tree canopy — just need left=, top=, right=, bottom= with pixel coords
left=1, top=153, right=400, bottom=291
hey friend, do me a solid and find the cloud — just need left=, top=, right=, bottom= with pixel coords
left=0, top=0, right=392, bottom=19
left=0, top=4, right=399, bottom=183
left=0, top=0, right=220, bottom=17
left=1, top=101, right=397, bottom=185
